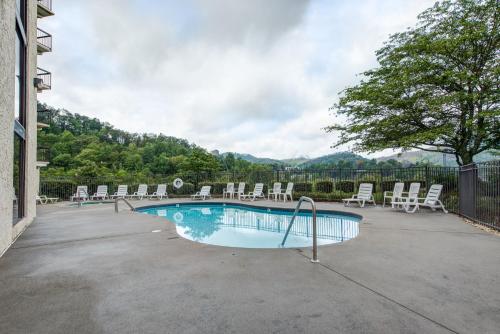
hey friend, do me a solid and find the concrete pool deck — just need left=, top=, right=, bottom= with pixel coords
left=0, top=199, right=499, bottom=333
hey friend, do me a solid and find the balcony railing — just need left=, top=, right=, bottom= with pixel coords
left=37, top=147, right=51, bottom=162
left=36, top=68, right=52, bottom=92
left=37, top=108, right=53, bottom=128
left=37, top=0, right=54, bottom=18
left=37, top=28, right=52, bottom=54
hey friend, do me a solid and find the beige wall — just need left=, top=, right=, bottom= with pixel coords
left=0, top=0, right=39, bottom=256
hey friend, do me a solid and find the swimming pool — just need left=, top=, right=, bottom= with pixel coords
left=138, top=203, right=361, bottom=249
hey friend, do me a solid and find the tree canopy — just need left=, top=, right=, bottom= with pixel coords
left=37, top=103, right=273, bottom=178
left=327, top=0, right=499, bottom=165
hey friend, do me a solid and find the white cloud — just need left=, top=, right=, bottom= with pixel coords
left=38, top=0, right=435, bottom=159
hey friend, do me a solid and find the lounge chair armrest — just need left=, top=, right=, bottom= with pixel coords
left=384, top=191, right=392, bottom=196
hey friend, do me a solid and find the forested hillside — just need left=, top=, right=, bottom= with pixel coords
left=37, top=103, right=272, bottom=178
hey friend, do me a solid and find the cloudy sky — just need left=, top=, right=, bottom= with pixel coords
left=38, top=0, right=435, bottom=159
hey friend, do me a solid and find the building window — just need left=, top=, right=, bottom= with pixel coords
left=13, top=134, right=25, bottom=223
left=13, top=0, right=27, bottom=223
left=15, top=32, right=22, bottom=121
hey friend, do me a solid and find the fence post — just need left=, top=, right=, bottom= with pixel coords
left=425, top=166, right=430, bottom=192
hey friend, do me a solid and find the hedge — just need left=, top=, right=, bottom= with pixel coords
left=335, top=181, right=354, bottom=193
left=294, top=182, right=313, bottom=192
left=315, top=180, right=334, bottom=193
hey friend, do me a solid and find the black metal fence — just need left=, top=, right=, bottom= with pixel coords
left=39, top=163, right=499, bottom=229
left=459, top=161, right=499, bottom=230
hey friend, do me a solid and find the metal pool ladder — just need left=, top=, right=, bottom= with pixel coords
left=114, top=198, right=135, bottom=213
left=281, top=196, right=319, bottom=263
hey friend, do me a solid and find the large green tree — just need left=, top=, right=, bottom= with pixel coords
left=327, top=0, right=499, bottom=165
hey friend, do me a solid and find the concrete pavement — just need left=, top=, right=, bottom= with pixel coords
left=0, top=199, right=498, bottom=333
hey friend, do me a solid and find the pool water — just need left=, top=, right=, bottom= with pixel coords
left=138, top=203, right=360, bottom=249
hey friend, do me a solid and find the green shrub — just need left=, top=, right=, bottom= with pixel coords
left=212, top=182, right=227, bottom=194
left=336, top=181, right=354, bottom=193
left=315, top=181, right=334, bottom=193
left=381, top=180, right=399, bottom=192
left=405, top=180, right=425, bottom=191
left=294, top=182, right=313, bottom=192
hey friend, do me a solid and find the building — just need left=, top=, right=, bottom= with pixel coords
left=0, top=0, right=54, bottom=256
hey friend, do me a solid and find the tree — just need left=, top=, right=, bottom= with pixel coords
left=327, top=0, right=499, bottom=165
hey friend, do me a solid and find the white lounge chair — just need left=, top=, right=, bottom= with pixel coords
left=71, top=186, right=88, bottom=202
left=342, top=183, right=376, bottom=207
left=236, top=182, right=246, bottom=199
left=36, top=195, right=46, bottom=204
left=36, top=194, right=58, bottom=204
left=191, top=186, right=211, bottom=200
left=268, top=182, right=282, bottom=201
left=396, top=184, right=448, bottom=213
left=383, top=182, right=404, bottom=207
left=279, top=183, right=294, bottom=202
left=223, top=183, right=235, bottom=199
left=130, top=184, right=148, bottom=200
left=148, top=184, right=168, bottom=200
left=240, top=183, right=265, bottom=201
left=110, top=185, right=128, bottom=199
left=90, top=185, right=108, bottom=200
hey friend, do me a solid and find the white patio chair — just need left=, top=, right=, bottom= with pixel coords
left=342, top=183, right=376, bottom=207
left=236, top=182, right=246, bottom=199
left=36, top=195, right=47, bottom=204
left=240, top=183, right=265, bottom=201
left=191, top=186, right=212, bottom=200
left=148, top=184, right=168, bottom=200
left=37, top=194, right=58, bottom=204
left=71, top=186, right=88, bottom=202
left=398, top=184, right=448, bottom=213
left=392, top=183, right=421, bottom=209
left=267, top=182, right=282, bottom=201
left=130, top=184, right=148, bottom=200
left=110, top=185, right=128, bottom=199
left=223, top=183, right=235, bottom=199
left=279, top=183, right=294, bottom=202
left=383, top=182, right=404, bottom=207
left=90, top=185, right=108, bottom=200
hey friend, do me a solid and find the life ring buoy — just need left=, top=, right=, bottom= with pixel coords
left=173, top=178, right=184, bottom=189
left=173, top=212, right=184, bottom=223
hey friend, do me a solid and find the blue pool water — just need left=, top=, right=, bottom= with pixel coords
left=138, top=204, right=360, bottom=249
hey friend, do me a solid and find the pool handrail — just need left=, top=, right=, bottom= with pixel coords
left=281, top=196, right=319, bottom=263
left=114, top=197, right=135, bottom=213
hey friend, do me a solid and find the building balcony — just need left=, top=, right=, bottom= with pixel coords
left=37, top=108, right=53, bottom=129
left=35, top=68, right=52, bottom=92
left=37, top=28, right=52, bottom=54
left=37, top=0, right=54, bottom=18
left=37, top=147, right=51, bottom=163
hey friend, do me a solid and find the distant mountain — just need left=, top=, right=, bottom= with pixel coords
left=219, top=152, right=283, bottom=165
left=378, top=150, right=499, bottom=166
left=220, top=151, right=372, bottom=168
left=281, top=157, right=310, bottom=166
left=298, top=152, right=367, bottom=168
left=221, top=150, right=498, bottom=168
